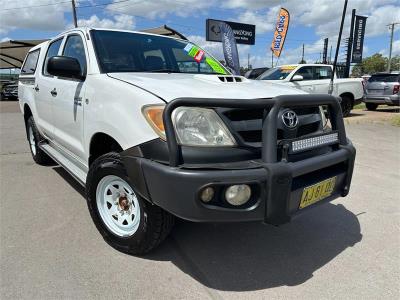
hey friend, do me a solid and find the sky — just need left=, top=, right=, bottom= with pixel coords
left=0, top=0, right=399, bottom=69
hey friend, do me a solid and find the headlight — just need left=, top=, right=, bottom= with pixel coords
left=172, top=107, right=236, bottom=146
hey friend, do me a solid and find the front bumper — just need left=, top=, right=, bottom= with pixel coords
left=364, top=94, right=399, bottom=105
left=122, top=94, right=356, bottom=225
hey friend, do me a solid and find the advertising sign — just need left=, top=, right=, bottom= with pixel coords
left=221, top=22, right=240, bottom=75
left=270, top=8, right=290, bottom=58
left=206, top=19, right=255, bottom=45
left=352, top=15, right=367, bottom=63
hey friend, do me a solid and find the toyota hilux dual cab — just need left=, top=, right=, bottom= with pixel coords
left=258, top=64, right=365, bottom=117
left=18, top=28, right=355, bottom=255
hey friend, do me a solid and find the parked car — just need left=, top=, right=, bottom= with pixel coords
left=244, top=67, right=269, bottom=79
left=1, top=81, right=18, bottom=100
left=18, top=28, right=355, bottom=255
left=363, top=72, right=399, bottom=110
left=257, top=64, right=365, bottom=117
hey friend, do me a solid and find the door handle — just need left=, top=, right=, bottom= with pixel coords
left=50, top=88, right=57, bottom=97
left=74, top=97, right=82, bottom=106
left=34, top=85, right=39, bottom=92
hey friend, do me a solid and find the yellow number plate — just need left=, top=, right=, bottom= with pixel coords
left=299, top=177, right=337, bottom=209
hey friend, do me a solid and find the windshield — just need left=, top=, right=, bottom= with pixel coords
left=258, top=66, right=296, bottom=80
left=91, top=30, right=228, bottom=75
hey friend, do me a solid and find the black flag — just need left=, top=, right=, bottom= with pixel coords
left=221, top=22, right=240, bottom=75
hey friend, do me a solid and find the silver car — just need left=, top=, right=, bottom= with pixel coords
left=364, top=72, right=399, bottom=110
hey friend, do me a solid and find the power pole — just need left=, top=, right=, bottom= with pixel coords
left=271, top=50, right=274, bottom=68
left=72, top=0, right=78, bottom=28
left=345, top=9, right=356, bottom=78
left=247, top=53, right=250, bottom=69
left=301, top=43, right=304, bottom=63
left=387, top=22, right=399, bottom=72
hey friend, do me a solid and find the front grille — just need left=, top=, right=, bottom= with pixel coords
left=218, top=106, right=322, bottom=147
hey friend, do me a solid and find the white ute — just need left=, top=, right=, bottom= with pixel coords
left=19, top=28, right=355, bottom=254
left=258, top=64, right=365, bottom=116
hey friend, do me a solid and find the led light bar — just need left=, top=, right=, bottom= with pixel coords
left=290, top=132, right=339, bottom=153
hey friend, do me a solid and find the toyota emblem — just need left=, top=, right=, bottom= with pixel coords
left=282, top=110, right=298, bottom=129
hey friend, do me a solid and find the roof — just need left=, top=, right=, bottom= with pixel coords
left=277, top=64, right=334, bottom=68
left=0, top=39, right=48, bottom=69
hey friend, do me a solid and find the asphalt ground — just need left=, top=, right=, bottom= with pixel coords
left=1, top=101, right=399, bottom=299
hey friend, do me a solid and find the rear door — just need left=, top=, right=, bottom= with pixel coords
left=52, top=33, right=88, bottom=163
left=312, top=66, right=333, bottom=94
left=367, top=74, right=400, bottom=96
left=35, top=38, right=64, bottom=139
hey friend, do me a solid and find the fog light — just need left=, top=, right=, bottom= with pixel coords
left=225, top=185, right=251, bottom=206
left=200, top=187, right=214, bottom=203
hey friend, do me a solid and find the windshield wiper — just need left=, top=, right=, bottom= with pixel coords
left=148, top=69, right=181, bottom=73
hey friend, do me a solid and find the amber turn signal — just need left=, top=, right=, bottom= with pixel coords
left=142, top=105, right=166, bottom=140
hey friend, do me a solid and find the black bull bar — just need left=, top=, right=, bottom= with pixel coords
left=163, top=94, right=347, bottom=166
left=161, top=94, right=355, bottom=225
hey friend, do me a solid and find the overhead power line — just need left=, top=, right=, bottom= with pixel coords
left=0, top=0, right=71, bottom=11
left=0, top=0, right=133, bottom=12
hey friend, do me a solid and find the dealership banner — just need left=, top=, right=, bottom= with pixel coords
left=206, top=19, right=256, bottom=45
left=221, top=22, right=240, bottom=75
left=352, top=15, right=367, bottom=63
left=270, top=8, right=290, bottom=58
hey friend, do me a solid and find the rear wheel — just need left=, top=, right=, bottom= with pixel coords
left=26, top=116, right=52, bottom=165
left=340, top=95, right=353, bottom=117
left=366, top=103, right=378, bottom=111
left=86, top=152, right=174, bottom=255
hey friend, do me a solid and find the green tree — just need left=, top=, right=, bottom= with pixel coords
left=389, top=55, right=400, bottom=71
left=351, top=53, right=388, bottom=76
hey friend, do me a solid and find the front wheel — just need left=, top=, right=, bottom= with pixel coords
left=86, top=153, right=174, bottom=255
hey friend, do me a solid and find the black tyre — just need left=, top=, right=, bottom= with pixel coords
left=26, top=116, right=52, bottom=165
left=366, top=103, right=378, bottom=111
left=86, top=152, right=174, bottom=255
left=340, top=95, right=353, bottom=117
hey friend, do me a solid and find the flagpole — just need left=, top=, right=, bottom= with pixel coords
left=329, top=0, right=348, bottom=95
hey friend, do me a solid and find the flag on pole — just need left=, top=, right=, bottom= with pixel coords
left=270, top=8, right=290, bottom=58
left=221, top=22, right=240, bottom=75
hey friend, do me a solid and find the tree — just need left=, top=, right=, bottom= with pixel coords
left=298, top=59, right=306, bottom=64
left=351, top=53, right=389, bottom=77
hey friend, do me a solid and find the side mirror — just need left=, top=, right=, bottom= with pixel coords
left=291, top=74, right=304, bottom=81
left=47, top=56, right=84, bottom=80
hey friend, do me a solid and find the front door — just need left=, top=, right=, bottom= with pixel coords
left=288, top=66, right=315, bottom=93
left=52, top=33, right=88, bottom=165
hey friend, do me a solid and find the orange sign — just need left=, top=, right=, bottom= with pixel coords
left=270, top=8, right=290, bottom=58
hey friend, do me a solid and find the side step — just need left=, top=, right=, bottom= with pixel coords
left=39, top=143, right=87, bottom=186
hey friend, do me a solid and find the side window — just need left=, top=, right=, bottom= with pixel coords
left=62, top=35, right=87, bottom=75
left=43, top=39, right=63, bottom=76
left=314, top=66, right=332, bottom=80
left=21, top=49, right=40, bottom=75
left=294, top=66, right=314, bottom=81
